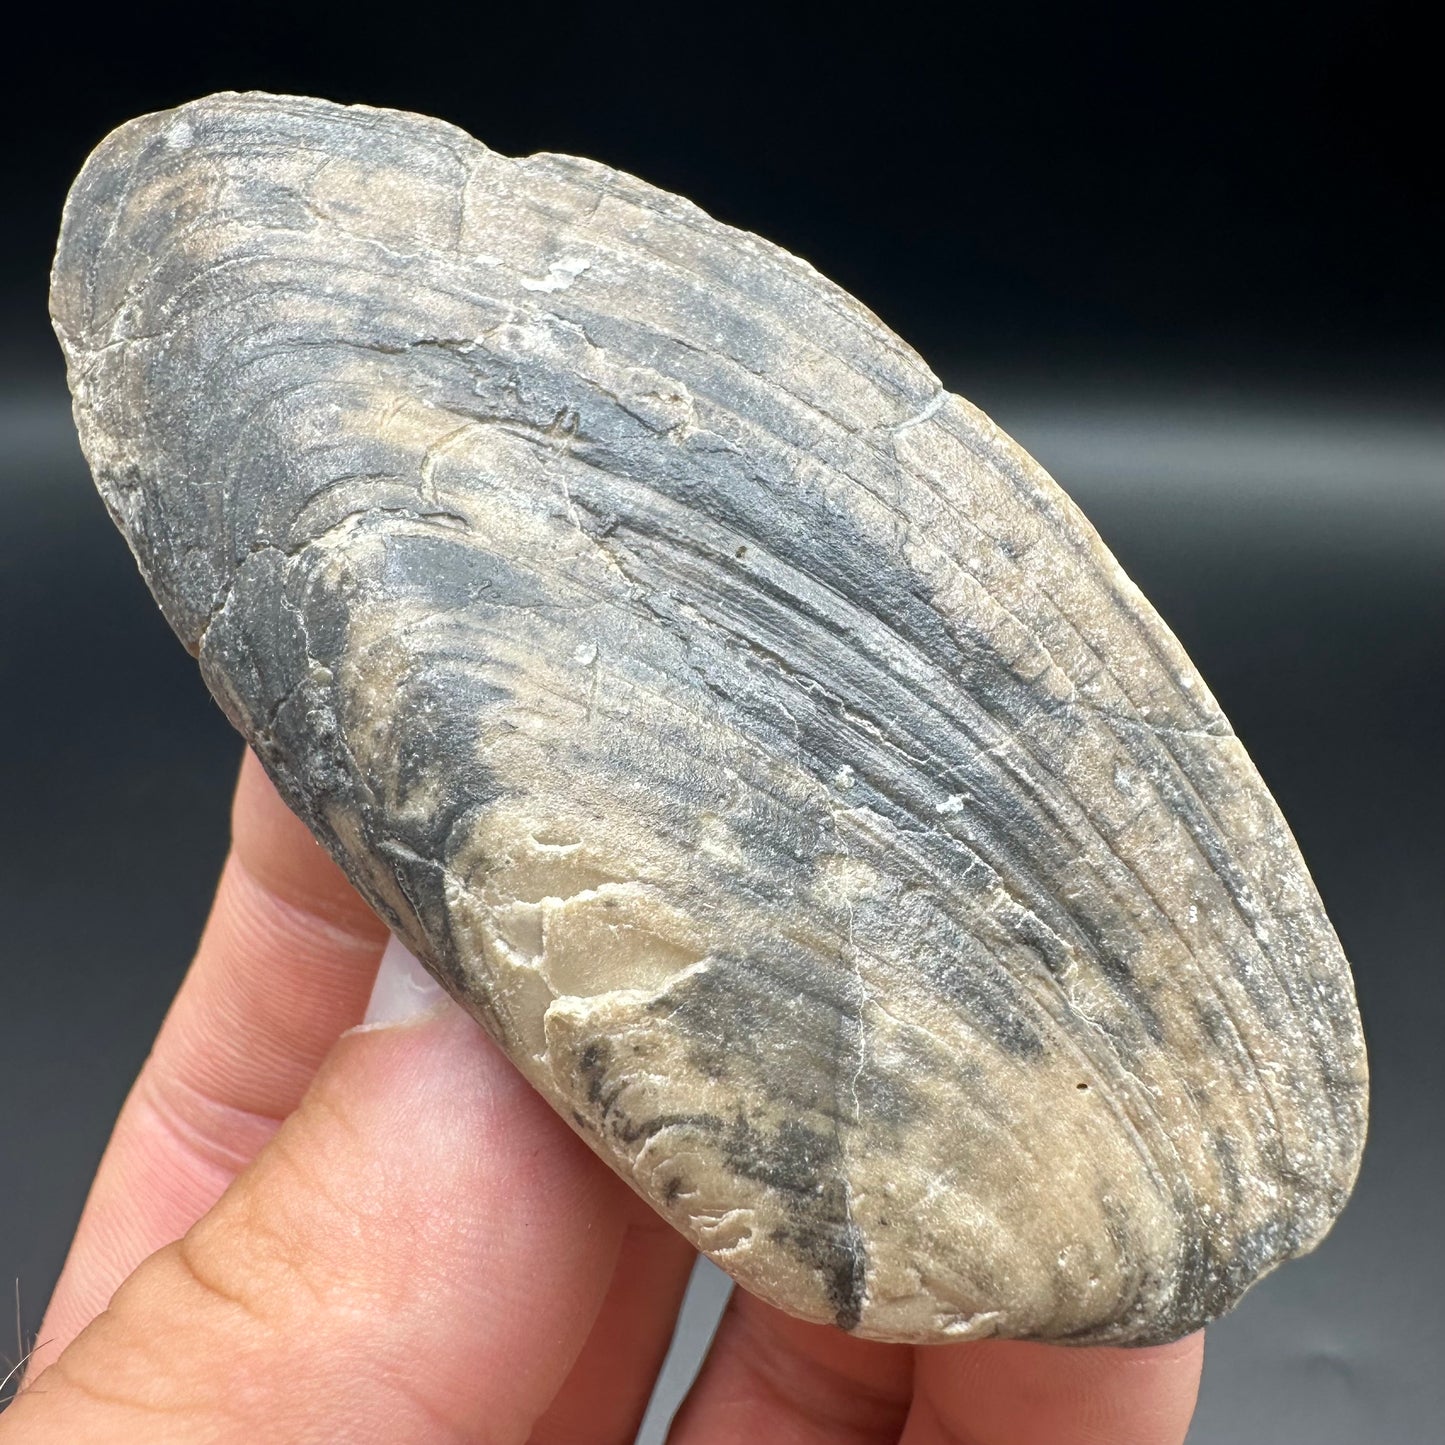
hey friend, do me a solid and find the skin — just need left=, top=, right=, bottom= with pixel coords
left=2, top=751, right=1203, bottom=1443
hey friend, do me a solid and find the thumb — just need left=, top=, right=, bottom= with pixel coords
left=6, top=942, right=630, bottom=1444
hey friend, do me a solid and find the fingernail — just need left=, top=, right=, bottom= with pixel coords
left=361, top=935, right=452, bottom=1028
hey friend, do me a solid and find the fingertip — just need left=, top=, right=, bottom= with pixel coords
left=911, top=1329, right=1204, bottom=1445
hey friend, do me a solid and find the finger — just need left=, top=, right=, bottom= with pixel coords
left=670, top=1289, right=913, bottom=1445
left=31, top=750, right=388, bottom=1372
left=903, top=1332, right=1204, bottom=1445
left=5, top=995, right=630, bottom=1444
left=528, top=1195, right=697, bottom=1445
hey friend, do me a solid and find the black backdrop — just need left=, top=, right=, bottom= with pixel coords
left=2, top=5, right=1440, bottom=1440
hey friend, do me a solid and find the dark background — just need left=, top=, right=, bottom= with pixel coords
left=2, top=4, right=1440, bottom=1439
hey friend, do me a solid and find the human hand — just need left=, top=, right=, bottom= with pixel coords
left=4, top=752, right=1203, bottom=1443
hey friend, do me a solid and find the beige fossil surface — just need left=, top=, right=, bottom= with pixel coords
left=50, top=92, right=1367, bottom=1345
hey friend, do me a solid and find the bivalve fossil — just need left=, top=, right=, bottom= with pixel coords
left=50, top=92, right=1368, bottom=1345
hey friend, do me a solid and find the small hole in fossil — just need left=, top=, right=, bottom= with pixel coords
left=1076, top=1082, right=1090, bottom=1090
left=735, top=544, right=748, bottom=558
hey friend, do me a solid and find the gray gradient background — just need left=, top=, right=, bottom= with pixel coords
left=1, top=4, right=1440, bottom=1439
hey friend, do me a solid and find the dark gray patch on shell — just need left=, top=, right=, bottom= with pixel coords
left=576, top=1030, right=867, bottom=1331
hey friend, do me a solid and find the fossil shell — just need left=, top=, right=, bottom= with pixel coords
left=51, top=92, right=1367, bottom=1345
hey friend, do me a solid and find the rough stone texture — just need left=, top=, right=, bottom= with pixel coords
left=50, top=92, right=1367, bottom=1345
